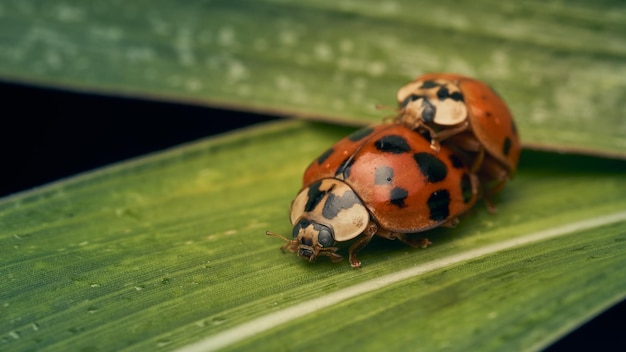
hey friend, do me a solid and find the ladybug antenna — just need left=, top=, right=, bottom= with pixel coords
left=265, top=230, right=290, bottom=243
left=375, top=103, right=400, bottom=113
left=375, top=104, right=402, bottom=123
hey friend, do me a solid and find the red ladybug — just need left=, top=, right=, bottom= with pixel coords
left=267, top=123, right=478, bottom=268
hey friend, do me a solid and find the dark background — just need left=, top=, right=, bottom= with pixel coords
left=0, top=80, right=622, bottom=350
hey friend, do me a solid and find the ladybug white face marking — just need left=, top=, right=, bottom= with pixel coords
left=268, top=178, right=369, bottom=263
left=397, top=79, right=467, bottom=126
left=290, top=179, right=369, bottom=242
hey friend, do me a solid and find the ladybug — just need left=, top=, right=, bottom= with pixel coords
left=267, top=123, right=478, bottom=268
left=395, top=73, right=521, bottom=206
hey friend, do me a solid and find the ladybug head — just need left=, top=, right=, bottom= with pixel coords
left=267, top=178, right=370, bottom=264
left=396, top=79, right=467, bottom=127
left=266, top=219, right=343, bottom=263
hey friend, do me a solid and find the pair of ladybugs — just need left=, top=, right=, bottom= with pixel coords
left=267, top=73, right=521, bottom=268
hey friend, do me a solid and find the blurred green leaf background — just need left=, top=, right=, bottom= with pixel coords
left=1, top=1, right=625, bottom=351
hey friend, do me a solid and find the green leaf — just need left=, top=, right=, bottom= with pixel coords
left=2, top=121, right=625, bottom=351
left=2, top=0, right=626, bottom=350
left=0, top=1, right=625, bottom=157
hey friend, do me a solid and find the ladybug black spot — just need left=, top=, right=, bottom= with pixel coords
left=420, top=80, right=439, bottom=89
left=436, top=87, right=464, bottom=102
left=427, top=190, right=451, bottom=221
left=414, top=153, right=448, bottom=183
left=374, top=135, right=411, bottom=154
left=503, top=137, right=512, bottom=156
left=436, top=87, right=450, bottom=100
left=448, top=154, right=465, bottom=169
left=348, top=127, right=374, bottom=142
left=450, top=91, right=464, bottom=102
left=317, top=147, right=334, bottom=164
left=460, top=173, right=473, bottom=204
left=389, top=187, right=409, bottom=208
left=322, top=189, right=361, bottom=219
left=401, top=94, right=423, bottom=108
left=375, top=166, right=394, bottom=185
left=304, top=180, right=326, bottom=212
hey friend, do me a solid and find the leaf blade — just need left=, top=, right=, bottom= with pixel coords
left=1, top=121, right=625, bottom=351
left=0, top=0, right=625, bottom=156
left=182, top=212, right=626, bottom=352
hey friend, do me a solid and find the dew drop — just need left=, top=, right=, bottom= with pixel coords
left=9, top=331, right=20, bottom=339
left=87, top=307, right=98, bottom=314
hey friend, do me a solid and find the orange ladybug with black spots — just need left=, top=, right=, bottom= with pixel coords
left=267, top=123, right=478, bottom=268
left=396, top=73, right=521, bottom=207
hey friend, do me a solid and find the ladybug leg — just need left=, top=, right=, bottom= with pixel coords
left=316, top=247, right=344, bottom=263
left=448, top=133, right=484, bottom=173
left=348, top=221, right=378, bottom=268
left=395, top=234, right=432, bottom=249
left=427, top=121, right=471, bottom=153
left=431, top=121, right=470, bottom=146
left=441, top=217, right=460, bottom=228
left=419, top=123, right=442, bottom=153
left=375, top=229, right=432, bottom=249
left=464, top=172, right=481, bottom=199
left=471, top=148, right=485, bottom=174
left=280, top=240, right=299, bottom=253
left=482, top=176, right=509, bottom=214
left=477, top=157, right=511, bottom=213
left=483, top=198, right=497, bottom=214
left=395, top=113, right=443, bottom=152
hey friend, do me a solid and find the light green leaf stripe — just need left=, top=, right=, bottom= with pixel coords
left=0, top=1, right=625, bottom=157
left=179, top=211, right=626, bottom=352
